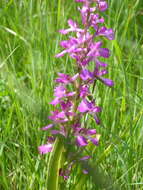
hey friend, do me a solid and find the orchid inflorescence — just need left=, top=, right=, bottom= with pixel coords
left=38, top=0, right=114, bottom=180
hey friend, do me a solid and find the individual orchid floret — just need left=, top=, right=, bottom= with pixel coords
left=95, top=59, right=108, bottom=67
left=98, top=1, right=108, bottom=12
left=38, top=144, right=53, bottom=154
left=51, top=126, right=67, bottom=137
left=78, top=99, right=101, bottom=124
left=38, top=137, right=55, bottom=154
left=59, top=19, right=84, bottom=35
left=55, top=32, right=92, bottom=58
left=76, top=135, right=88, bottom=146
left=48, top=110, right=68, bottom=123
left=101, top=78, right=114, bottom=87
left=79, top=85, right=89, bottom=98
left=89, top=13, right=104, bottom=30
left=75, top=127, right=99, bottom=146
left=96, top=26, right=115, bottom=40
left=80, top=69, right=93, bottom=81
left=55, top=73, right=79, bottom=84
left=79, top=5, right=96, bottom=25
left=50, top=85, right=76, bottom=105
left=78, top=99, right=101, bottom=114
left=86, top=41, right=103, bottom=57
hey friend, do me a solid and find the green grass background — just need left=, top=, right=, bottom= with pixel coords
left=0, top=0, right=143, bottom=189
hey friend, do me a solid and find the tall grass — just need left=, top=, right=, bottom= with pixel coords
left=0, top=0, right=143, bottom=189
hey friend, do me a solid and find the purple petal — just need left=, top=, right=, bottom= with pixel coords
left=96, top=60, right=108, bottom=67
left=80, top=156, right=91, bottom=160
left=90, top=138, right=99, bottom=146
left=67, top=91, right=76, bottom=97
left=101, top=78, right=114, bottom=87
left=50, top=130, right=59, bottom=134
left=78, top=100, right=89, bottom=113
left=104, top=28, right=114, bottom=40
left=38, top=144, right=52, bottom=154
left=92, top=106, right=102, bottom=113
left=71, top=73, right=79, bottom=81
left=60, top=40, right=69, bottom=48
left=49, top=110, right=68, bottom=123
left=51, top=130, right=61, bottom=135
left=79, top=85, right=89, bottom=98
left=68, top=19, right=77, bottom=28
left=40, top=124, right=54, bottom=131
left=87, top=42, right=102, bottom=57
left=75, top=0, right=86, bottom=2
left=86, top=129, right=96, bottom=135
left=60, top=100, right=72, bottom=110
left=54, top=86, right=66, bottom=98
left=59, top=29, right=70, bottom=35
left=57, top=111, right=66, bottom=118
left=83, top=169, right=88, bottom=174
left=97, top=27, right=114, bottom=40
left=80, top=69, right=93, bottom=81
left=99, top=48, right=110, bottom=58
left=51, top=127, right=67, bottom=137
left=97, top=69, right=108, bottom=76
left=55, top=73, right=71, bottom=84
left=98, top=1, right=108, bottom=12
left=47, top=136, right=55, bottom=143
left=50, top=97, right=60, bottom=105
left=76, top=136, right=88, bottom=146
left=94, top=115, right=100, bottom=125
left=55, top=50, right=67, bottom=58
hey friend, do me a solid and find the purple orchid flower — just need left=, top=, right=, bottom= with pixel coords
left=78, top=99, right=101, bottom=113
left=50, top=85, right=76, bottom=106
left=74, top=127, right=99, bottom=147
left=59, top=19, right=84, bottom=35
left=55, top=73, right=79, bottom=84
left=39, top=0, right=114, bottom=181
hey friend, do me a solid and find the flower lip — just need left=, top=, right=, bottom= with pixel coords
left=78, top=99, right=101, bottom=114
left=38, top=144, right=53, bottom=154
left=86, top=129, right=96, bottom=135
left=76, top=135, right=88, bottom=146
left=101, top=78, right=114, bottom=87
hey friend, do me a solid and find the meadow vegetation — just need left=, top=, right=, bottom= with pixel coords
left=0, top=0, right=143, bottom=189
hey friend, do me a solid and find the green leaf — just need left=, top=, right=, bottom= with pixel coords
left=47, top=138, right=64, bottom=190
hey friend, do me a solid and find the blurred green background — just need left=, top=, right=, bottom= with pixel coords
left=0, top=0, right=143, bottom=189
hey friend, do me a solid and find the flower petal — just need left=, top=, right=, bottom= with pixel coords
left=90, top=138, right=99, bottom=146
left=78, top=100, right=89, bottom=113
left=80, top=156, right=91, bottom=160
left=38, top=144, right=53, bottom=154
left=40, top=124, right=54, bottom=131
left=86, top=129, right=96, bottom=135
left=76, top=136, right=88, bottom=146
left=98, top=1, right=108, bottom=12
left=83, top=169, right=88, bottom=174
left=101, top=78, right=114, bottom=87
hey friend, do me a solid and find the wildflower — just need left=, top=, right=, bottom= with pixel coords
left=39, top=0, right=114, bottom=180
